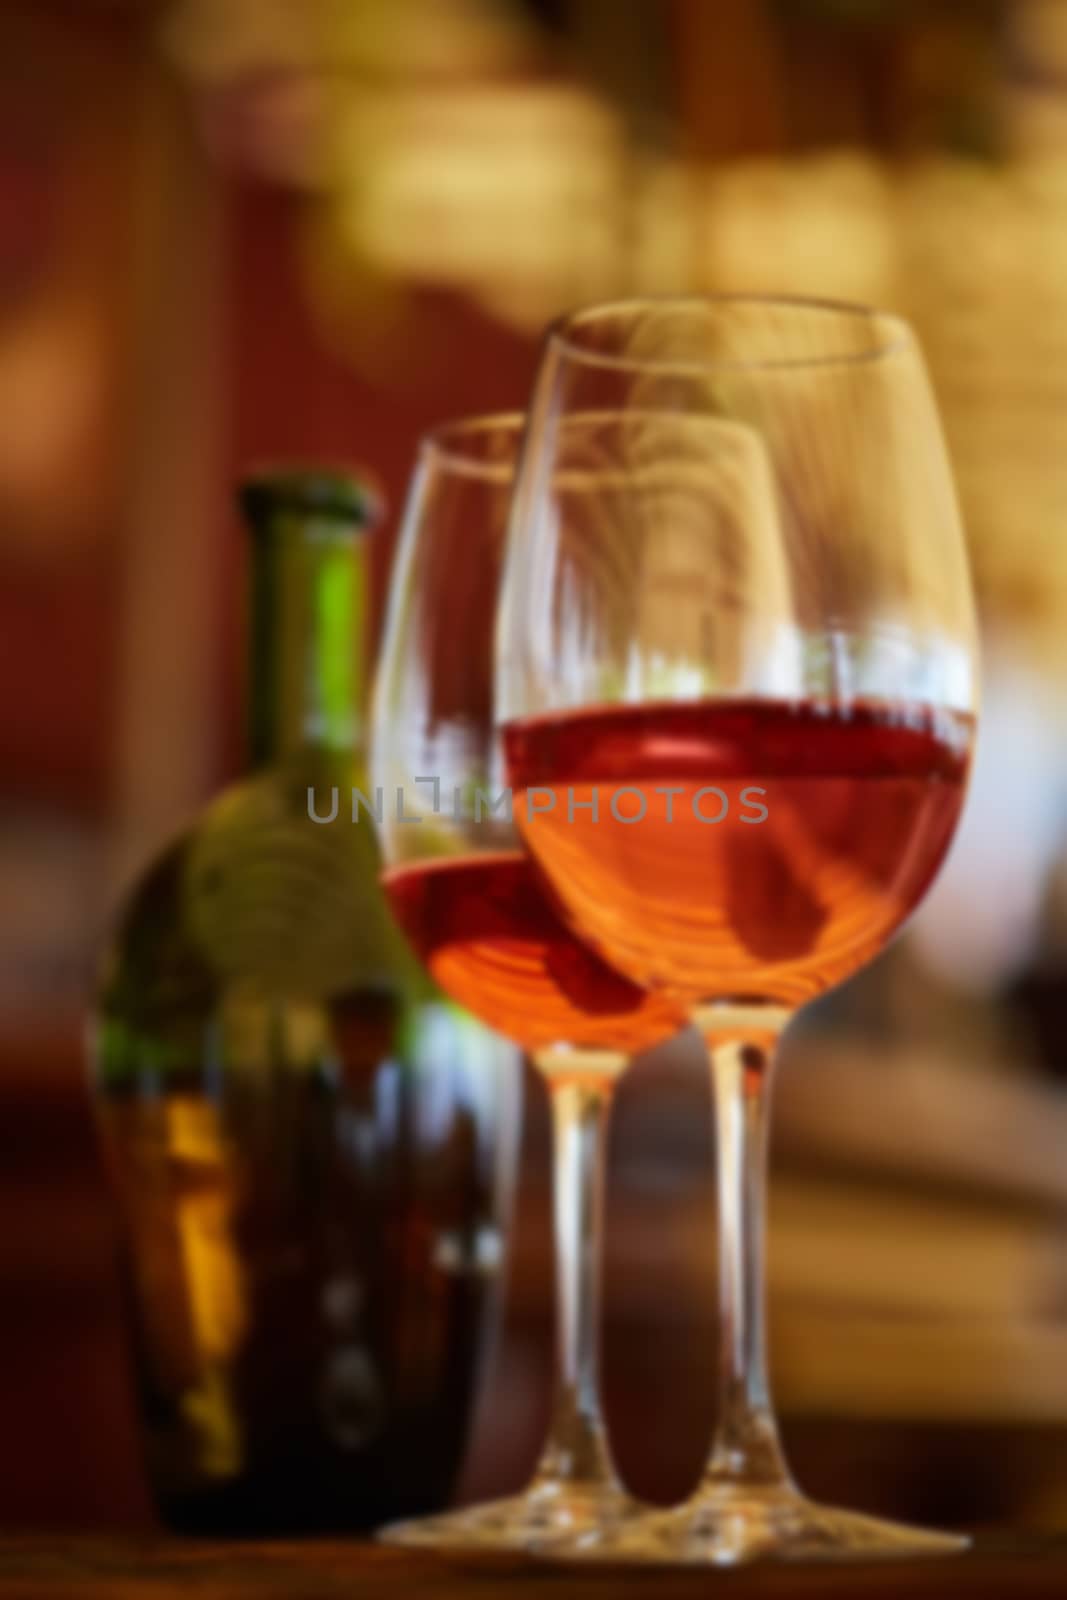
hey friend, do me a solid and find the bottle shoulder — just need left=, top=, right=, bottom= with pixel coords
left=96, top=765, right=419, bottom=1023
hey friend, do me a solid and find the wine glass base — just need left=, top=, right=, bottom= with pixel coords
left=377, top=1476, right=638, bottom=1557
left=536, top=1485, right=970, bottom=1566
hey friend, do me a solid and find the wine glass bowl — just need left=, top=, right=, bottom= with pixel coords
left=496, top=296, right=978, bottom=1564
left=373, top=414, right=680, bottom=1063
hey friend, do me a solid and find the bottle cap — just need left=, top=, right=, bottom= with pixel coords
left=238, top=466, right=384, bottom=530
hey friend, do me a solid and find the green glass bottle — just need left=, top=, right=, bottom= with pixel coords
left=91, top=470, right=518, bottom=1534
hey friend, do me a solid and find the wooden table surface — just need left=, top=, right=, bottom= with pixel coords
left=0, top=1536, right=1065, bottom=1599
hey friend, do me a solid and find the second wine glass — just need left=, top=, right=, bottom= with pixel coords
left=370, top=414, right=684, bottom=1553
left=497, top=297, right=979, bottom=1564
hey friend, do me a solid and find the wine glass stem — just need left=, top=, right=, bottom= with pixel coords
left=699, top=1014, right=792, bottom=1493
left=531, top=1052, right=622, bottom=1489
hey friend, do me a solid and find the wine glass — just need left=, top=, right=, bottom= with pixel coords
left=497, top=297, right=979, bottom=1564
left=369, top=414, right=686, bottom=1552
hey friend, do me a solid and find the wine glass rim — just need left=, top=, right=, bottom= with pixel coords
left=546, top=293, right=914, bottom=375
left=420, top=412, right=526, bottom=482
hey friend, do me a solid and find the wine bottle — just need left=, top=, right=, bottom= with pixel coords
left=91, top=469, right=518, bottom=1534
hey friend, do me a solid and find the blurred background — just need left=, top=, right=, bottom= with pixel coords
left=5, top=0, right=1067, bottom=1536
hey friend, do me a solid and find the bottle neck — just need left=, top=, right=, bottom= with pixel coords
left=246, top=512, right=368, bottom=769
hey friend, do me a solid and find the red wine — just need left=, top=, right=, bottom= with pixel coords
left=504, top=698, right=974, bottom=1008
left=382, top=853, right=681, bottom=1058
